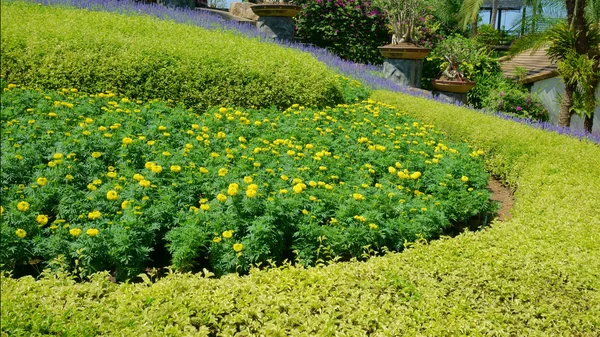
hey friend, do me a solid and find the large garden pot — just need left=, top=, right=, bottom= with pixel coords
left=250, top=3, right=302, bottom=17
left=377, top=43, right=431, bottom=60
left=431, top=79, right=476, bottom=93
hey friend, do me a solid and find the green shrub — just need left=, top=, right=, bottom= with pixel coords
left=2, top=90, right=599, bottom=336
left=0, top=84, right=492, bottom=278
left=482, top=82, right=550, bottom=121
left=294, top=0, right=391, bottom=65
left=0, top=1, right=345, bottom=109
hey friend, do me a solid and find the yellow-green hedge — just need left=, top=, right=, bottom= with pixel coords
left=2, top=92, right=599, bottom=336
left=0, top=2, right=344, bottom=109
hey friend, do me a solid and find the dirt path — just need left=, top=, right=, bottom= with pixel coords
left=488, top=177, right=514, bottom=221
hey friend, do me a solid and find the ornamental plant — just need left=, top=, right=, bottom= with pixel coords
left=372, top=0, right=428, bottom=45
left=1, top=84, right=493, bottom=279
left=483, top=84, right=550, bottom=121
left=294, top=0, right=391, bottom=65
left=429, top=34, right=498, bottom=82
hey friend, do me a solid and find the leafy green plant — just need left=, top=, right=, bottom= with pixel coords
left=294, top=0, right=391, bottom=65
left=482, top=82, right=550, bottom=121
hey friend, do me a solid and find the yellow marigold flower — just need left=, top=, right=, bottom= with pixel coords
left=213, top=237, right=222, bottom=243
left=410, top=172, right=422, bottom=180
left=395, top=162, right=402, bottom=168
left=243, top=176, right=253, bottom=184
left=0, top=206, right=4, bottom=216
left=375, top=183, right=382, bottom=189
left=121, top=200, right=130, bottom=209
left=151, top=165, right=163, bottom=174
left=158, top=125, right=167, bottom=131
left=133, top=173, right=144, bottom=181
left=86, top=228, right=99, bottom=237
left=91, top=152, right=101, bottom=158
left=227, top=183, right=239, bottom=196
left=319, top=166, right=327, bottom=171
left=170, top=165, right=181, bottom=173
left=461, top=176, right=469, bottom=182
left=305, top=144, right=314, bottom=149
left=15, top=228, right=27, bottom=239
left=53, top=153, right=64, bottom=159
left=388, top=167, right=397, bottom=174
left=233, top=243, right=243, bottom=252
left=281, top=175, right=289, bottom=181
left=37, top=177, right=48, bottom=186
left=222, top=230, right=234, bottom=238
left=139, top=179, right=151, bottom=188
left=122, top=137, right=133, bottom=145
left=69, top=228, right=82, bottom=237
left=279, top=189, right=288, bottom=194
left=352, top=193, right=365, bottom=201
left=199, top=167, right=209, bottom=174
left=7, top=83, right=17, bottom=89
left=106, top=190, right=118, bottom=201
left=217, top=194, right=227, bottom=202
left=243, top=187, right=257, bottom=198
left=309, top=196, right=317, bottom=202
left=85, top=118, right=94, bottom=124
left=87, top=184, right=97, bottom=191
left=292, top=184, right=305, bottom=194
left=218, top=168, right=228, bottom=177
left=238, top=136, right=247, bottom=143
left=88, top=210, right=101, bottom=220
left=200, top=204, right=210, bottom=211
left=36, top=214, right=49, bottom=226
left=48, top=161, right=56, bottom=167
left=218, top=107, right=227, bottom=113
left=353, top=215, right=367, bottom=222
left=308, top=181, right=317, bottom=187
left=147, top=140, right=155, bottom=146
left=369, top=223, right=378, bottom=230
left=92, top=179, right=102, bottom=186
left=107, top=172, right=117, bottom=178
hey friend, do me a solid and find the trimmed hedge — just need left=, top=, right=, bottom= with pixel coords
left=2, top=90, right=600, bottom=335
left=0, top=1, right=345, bottom=109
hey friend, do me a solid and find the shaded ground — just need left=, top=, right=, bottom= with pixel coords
left=489, top=176, right=513, bottom=221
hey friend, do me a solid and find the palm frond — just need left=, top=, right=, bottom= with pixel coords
left=458, top=0, right=485, bottom=30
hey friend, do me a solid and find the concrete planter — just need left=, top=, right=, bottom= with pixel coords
left=250, top=3, right=302, bottom=17
left=379, top=43, right=431, bottom=88
left=431, top=79, right=476, bottom=93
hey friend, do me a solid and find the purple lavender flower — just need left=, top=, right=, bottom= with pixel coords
left=516, top=106, right=522, bottom=111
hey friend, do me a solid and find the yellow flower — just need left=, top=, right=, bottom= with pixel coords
left=353, top=215, right=367, bottom=222
left=218, top=107, right=227, bottom=113
left=281, top=175, right=289, bottom=181
left=162, top=151, right=171, bottom=156
left=0, top=206, right=4, bottom=216
left=253, top=162, right=261, bottom=168
left=243, top=176, right=253, bottom=184
left=88, top=210, right=101, bottom=220
left=293, top=184, right=304, bottom=194
left=222, top=230, right=234, bottom=238
left=69, top=228, right=82, bottom=237
left=15, top=228, right=27, bottom=239
left=217, top=194, right=227, bottom=202
left=151, top=165, right=163, bottom=174
left=369, top=223, right=378, bottom=230
left=121, top=200, right=130, bottom=209
left=410, top=172, right=422, bottom=180
left=86, top=228, right=99, bottom=237
left=147, top=140, right=155, bottom=146
left=139, top=179, right=151, bottom=188
left=107, top=172, right=117, bottom=178
left=122, top=137, right=133, bottom=145
left=36, top=177, right=48, bottom=186
left=199, top=167, right=209, bottom=174
left=233, top=243, right=243, bottom=252
left=213, top=237, right=222, bottom=243
left=309, top=196, right=317, bottom=201
left=200, top=204, right=210, bottom=211
left=87, top=183, right=97, bottom=191
left=145, top=162, right=154, bottom=170
left=388, top=167, right=397, bottom=174
left=218, top=168, right=228, bottom=177
left=133, top=173, right=144, bottom=181
left=106, top=190, right=119, bottom=201
left=246, top=189, right=257, bottom=198
left=227, top=183, right=239, bottom=196
left=36, top=214, right=49, bottom=226
left=279, top=189, right=288, bottom=194
left=91, top=152, right=102, bottom=158
left=17, top=201, right=30, bottom=212
left=319, top=166, right=327, bottom=171
left=53, top=153, right=64, bottom=159
left=170, top=165, right=181, bottom=173
left=461, top=176, right=469, bottom=182
left=352, top=193, right=365, bottom=201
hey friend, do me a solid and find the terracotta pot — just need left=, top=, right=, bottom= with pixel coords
left=378, top=43, right=431, bottom=60
left=250, top=3, right=302, bottom=17
left=431, top=79, right=476, bottom=93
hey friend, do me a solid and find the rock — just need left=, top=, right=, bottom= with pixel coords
left=229, top=2, right=259, bottom=21
left=383, top=58, right=424, bottom=88
left=256, top=16, right=295, bottom=41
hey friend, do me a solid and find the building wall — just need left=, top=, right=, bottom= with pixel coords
left=532, top=76, right=600, bottom=134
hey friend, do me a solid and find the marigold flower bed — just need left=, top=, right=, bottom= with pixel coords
left=1, top=85, right=493, bottom=279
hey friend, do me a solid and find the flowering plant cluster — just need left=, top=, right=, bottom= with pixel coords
left=483, top=86, right=550, bottom=121
left=1, top=84, right=493, bottom=278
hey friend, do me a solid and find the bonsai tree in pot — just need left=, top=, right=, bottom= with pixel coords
left=430, top=35, right=487, bottom=93
left=374, top=0, right=431, bottom=59
left=249, top=0, right=301, bottom=17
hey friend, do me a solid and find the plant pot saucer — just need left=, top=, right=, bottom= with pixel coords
left=431, top=79, right=476, bottom=93
left=378, top=43, right=431, bottom=60
left=250, top=3, right=302, bottom=17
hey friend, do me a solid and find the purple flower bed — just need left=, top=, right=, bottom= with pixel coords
left=18, top=0, right=600, bottom=144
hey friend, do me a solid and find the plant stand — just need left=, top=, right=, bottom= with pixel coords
left=433, top=91, right=468, bottom=104
left=431, top=79, right=476, bottom=104
left=378, top=44, right=430, bottom=88
left=251, top=3, right=301, bottom=42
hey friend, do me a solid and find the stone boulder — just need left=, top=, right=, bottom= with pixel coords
left=229, top=2, right=259, bottom=21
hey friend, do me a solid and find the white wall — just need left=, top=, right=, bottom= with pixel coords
left=532, top=76, right=600, bottom=134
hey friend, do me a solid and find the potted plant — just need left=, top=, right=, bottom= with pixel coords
left=430, top=35, right=478, bottom=93
left=250, top=0, right=302, bottom=18
left=373, top=0, right=431, bottom=59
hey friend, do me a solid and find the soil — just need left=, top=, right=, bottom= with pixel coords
left=488, top=176, right=514, bottom=221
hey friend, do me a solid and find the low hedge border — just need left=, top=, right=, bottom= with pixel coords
left=2, top=90, right=599, bottom=335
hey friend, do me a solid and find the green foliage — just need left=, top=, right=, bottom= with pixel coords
left=2, top=90, right=600, bottom=335
left=0, top=1, right=345, bottom=109
left=294, top=0, right=391, bottom=65
left=482, top=81, right=550, bottom=121
left=0, top=84, right=491, bottom=278
left=474, top=24, right=502, bottom=47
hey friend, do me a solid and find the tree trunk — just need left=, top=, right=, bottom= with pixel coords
left=471, top=21, right=478, bottom=37
left=583, top=114, right=593, bottom=133
left=565, top=0, right=588, bottom=54
left=558, top=83, right=576, bottom=127
left=490, top=0, right=499, bottom=29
